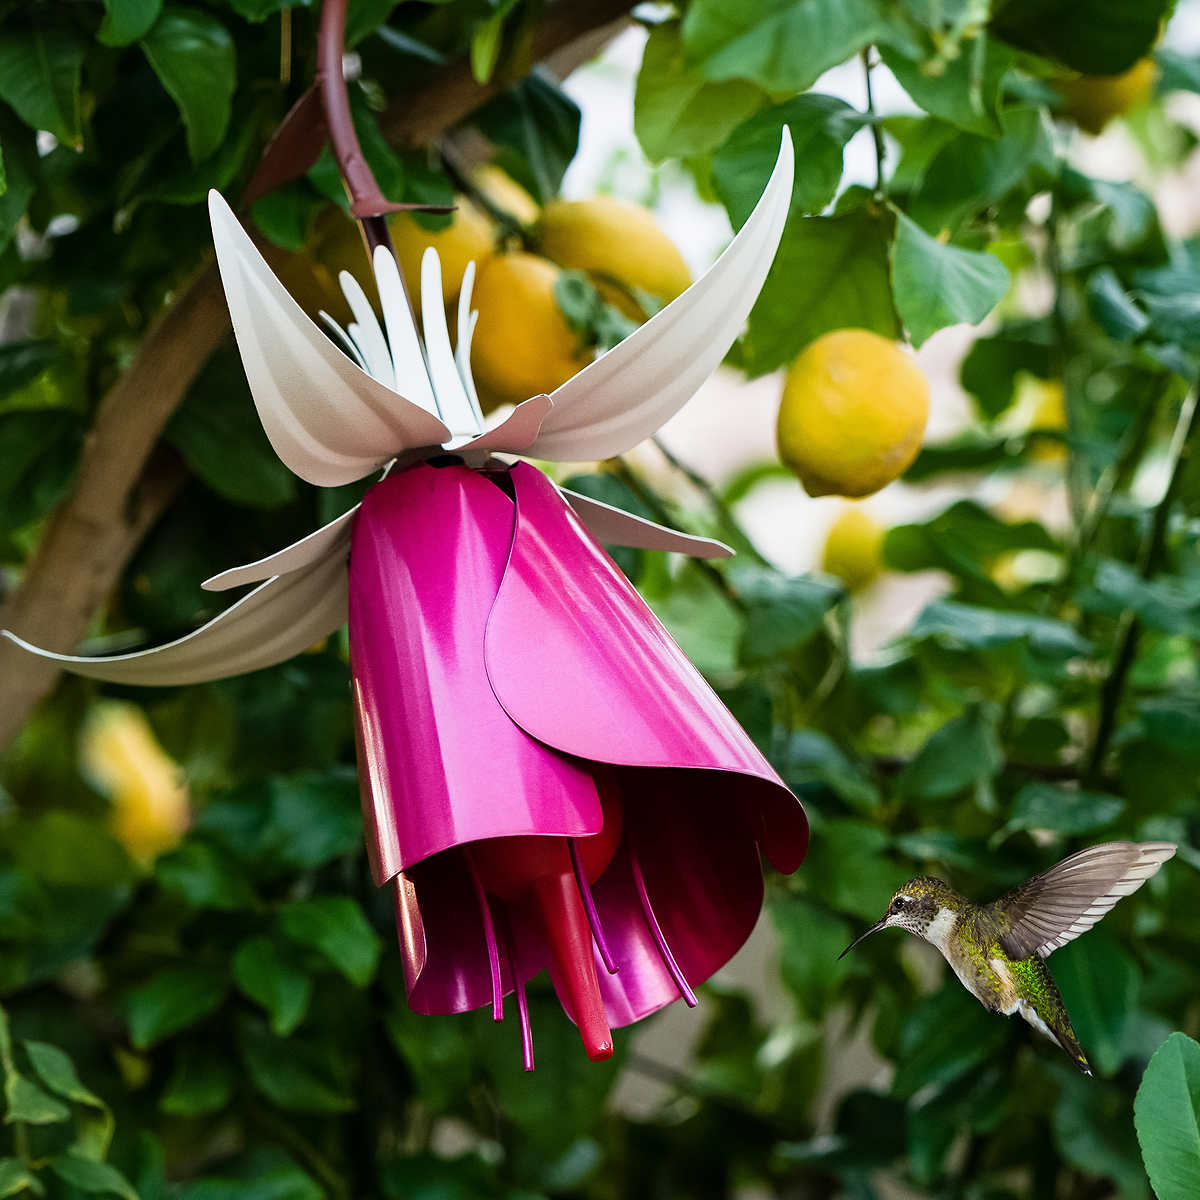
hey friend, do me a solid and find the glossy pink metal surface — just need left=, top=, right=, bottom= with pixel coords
left=351, top=459, right=808, bottom=1033
left=348, top=462, right=602, bottom=885
left=487, top=462, right=807, bottom=874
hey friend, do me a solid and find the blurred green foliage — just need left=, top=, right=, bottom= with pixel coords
left=2, top=0, right=1200, bottom=1197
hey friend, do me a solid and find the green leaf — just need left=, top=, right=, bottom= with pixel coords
left=742, top=209, right=900, bottom=374
left=100, top=0, right=163, bottom=46
left=125, top=966, right=227, bottom=1049
left=165, top=349, right=296, bottom=509
left=891, top=212, right=1010, bottom=348
left=0, top=31, right=84, bottom=147
left=157, top=840, right=258, bottom=911
left=160, top=1044, right=234, bottom=1116
left=238, top=1021, right=354, bottom=1113
left=0, top=411, right=83, bottom=542
left=278, top=897, right=381, bottom=987
left=681, top=0, right=918, bottom=94
left=173, top=1151, right=323, bottom=1200
left=474, top=72, right=581, bottom=203
left=475, top=993, right=624, bottom=1154
left=9, top=812, right=131, bottom=888
left=385, top=1006, right=476, bottom=1114
left=23, top=1041, right=104, bottom=1110
left=1136, top=696, right=1200, bottom=760
left=777, top=729, right=880, bottom=809
left=4, top=1074, right=70, bottom=1124
left=554, top=272, right=637, bottom=353
left=0, top=343, right=60, bottom=404
left=802, top=819, right=909, bottom=921
left=1158, top=50, right=1200, bottom=96
left=1002, top=783, right=1125, bottom=837
left=893, top=980, right=1010, bottom=1097
left=0, top=1160, right=43, bottom=1197
left=647, top=562, right=742, bottom=676
left=141, top=9, right=236, bottom=163
left=772, top=897, right=849, bottom=1017
left=633, top=23, right=765, bottom=164
left=910, top=107, right=1054, bottom=235
left=49, top=1156, right=138, bottom=1200
left=470, top=11, right=505, bottom=84
left=881, top=34, right=1013, bottom=138
left=1077, top=559, right=1200, bottom=636
left=711, top=94, right=865, bottom=227
left=895, top=704, right=1002, bottom=801
left=991, top=0, right=1170, bottom=75
left=230, top=0, right=314, bottom=21
left=1087, top=268, right=1151, bottom=342
left=885, top=499, right=1058, bottom=582
left=0, top=106, right=34, bottom=254
left=1061, top=168, right=1159, bottom=251
left=1135, top=1032, right=1200, bottom=1200
left=1053, top=933, right=1140, bottom=1076
left=260, top=769, right=362, bottom=871
left=909, top=599, right=1092, bottom=661
left=250, top=184, right=325, bottom=253
left=732, top=567, right=842, bottom=664
left=1056, top=1067, right=1150, bottom=1198
left=233, top=937, right=313, bottom=1036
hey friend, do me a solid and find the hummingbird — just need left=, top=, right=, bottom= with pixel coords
left=839, top=841, right=1176, bottom=1074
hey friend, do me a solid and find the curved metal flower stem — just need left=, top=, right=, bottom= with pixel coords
left=319, top=0, right=393, bottom=226
left=317, top=0, right=450, bottom=259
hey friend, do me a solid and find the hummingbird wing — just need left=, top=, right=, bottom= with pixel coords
left=991, top=841, right=1176, bottom=959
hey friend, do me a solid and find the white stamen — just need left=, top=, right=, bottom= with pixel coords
left=339, top=272, right=395, bottom=388
left=455, top=261, right=485, bottom=429
left=372, top=245, right=438, bottom=419
left=319, top=312, right=366, bottom=371
left=421, top=248, right=481, bottom=438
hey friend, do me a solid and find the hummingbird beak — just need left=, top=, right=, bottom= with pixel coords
left=837, top=916, right=889, bottom=960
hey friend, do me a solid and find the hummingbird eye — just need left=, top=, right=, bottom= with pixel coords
left=891, top=897, right=907, bottom=912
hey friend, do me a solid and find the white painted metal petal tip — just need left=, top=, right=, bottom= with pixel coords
left=525, top=129, right=794, bottom=462
left=208, top=192, right=449, bottom=487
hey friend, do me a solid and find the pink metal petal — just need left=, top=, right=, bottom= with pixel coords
left=208, top=191, right=450, bottom=486
left=484, top=462, right=807, bottom=873
left=400, top=850, right=522, bottom=1016
left=1, top=547, right=347, bottom=687
left=560, top=487, right=733, bottom=559
left=202, top=503, right=359, bottom=591
left=524, top=131, right=793, bottom=462
left=348, top=462, right=604, bottom=885
left=591, top=769, right=768, bottom=1026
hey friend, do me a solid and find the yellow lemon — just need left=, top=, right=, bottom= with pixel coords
left=1055, top=58, right=1158, bottom=135
left=389, top=197, right=497, bottom=314
left=81, top=702, right=190, bottom=865
left=535, top=197, right=691, bottom=319
left=470, top=252, right=593, bottom=409
left=822, top=506, right=885, bottom=591
left=777, top=329, right=930, bottom=498
left=473, top=164, right=540, bottom=228
left=1026, top=377, right=1067, bottom=462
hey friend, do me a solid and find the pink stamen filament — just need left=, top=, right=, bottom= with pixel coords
left=630, top=849, right=697, bottom=1007
left=498, top=908, right=535, bottom=1072
left=569, top=837, right=618, bottom=975
left=465, top=854, right=504, bottom=1022
left=515, top=965, right=534, bottom=1072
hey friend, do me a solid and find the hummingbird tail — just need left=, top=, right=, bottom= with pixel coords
left=1052, top=1026, right=1092, bottom=1075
